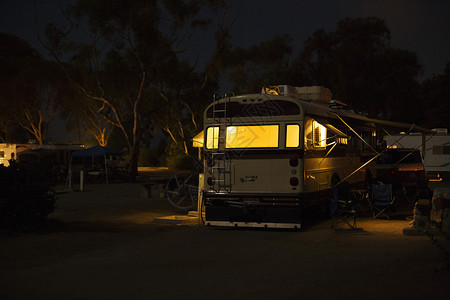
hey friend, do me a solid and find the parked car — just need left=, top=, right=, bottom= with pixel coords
left=376, top=148, right=427, bottom=189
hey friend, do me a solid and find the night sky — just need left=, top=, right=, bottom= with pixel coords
left=1, top=0, right=450, bottom=79
left=1, top=1, right=450, bottom=142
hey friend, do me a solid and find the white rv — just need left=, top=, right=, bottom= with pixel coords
left=0, top=143, right=83, bottom=168
left=0, top=144, right=33, bottom=166
left=385, top=129, right=450, bottom=178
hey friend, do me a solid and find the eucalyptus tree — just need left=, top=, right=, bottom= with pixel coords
left=292, top=17, right=422, bottom=122
left=42, top=0, right=238, bottom=177
left=226, top=34, right=293, bottom=94
left=0, top=33, right=67, bottom=144
left=420, top=61, right=450, bottom=129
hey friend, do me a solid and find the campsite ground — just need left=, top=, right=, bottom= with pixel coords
left=1, top=174, right=449, bottom=299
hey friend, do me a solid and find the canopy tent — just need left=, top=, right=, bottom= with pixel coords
left=70, top=146, right=124, bottom=185
left=72, top=145, right=123, bottom=157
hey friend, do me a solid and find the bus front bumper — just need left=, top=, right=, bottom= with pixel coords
left=204, top=193, right=303, bottom=228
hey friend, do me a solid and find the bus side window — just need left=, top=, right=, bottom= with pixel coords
left=304, top=119, right=313, bottom=149
left=351, top=134, right=360, bottom=152
left=304, top=118, right=327, bottom=149
left=286, top=124, right=300, bottom=148
left=313, top=121, right=327, bottom=148
left=335, top=126, right=349, bottom=148
left=206, top=126, right=219, bottom=149
left=361, top=129, right=375, bottom=151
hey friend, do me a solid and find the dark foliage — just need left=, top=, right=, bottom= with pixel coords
left=420, top=61, right=450, bottom=129
left=0, top=161, right=56, bottom=233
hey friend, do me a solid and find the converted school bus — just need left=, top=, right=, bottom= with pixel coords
left=201, top=85, right=381, bottom=229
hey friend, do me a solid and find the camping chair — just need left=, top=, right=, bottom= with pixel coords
left=331, top=183, right=358, bottom=230
left=402, top=179, right=429, bottom=210
left=371, top=182, right=396, bottom=219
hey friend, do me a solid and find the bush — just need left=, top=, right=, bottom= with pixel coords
left=161, top=143, right=192, bottom=170
left=0, top=161, right=56, bottom=233
left=138, top=146, right=161, bottom=167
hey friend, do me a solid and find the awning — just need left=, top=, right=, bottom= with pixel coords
left=69, top=146, right=124, bottom=186
left=192, top=131, right=204, bottom=148
left=330, top=111, right=434, bottom=134
left=324, top=123, right=348, bottom=138
left=72, top=145, right=123, bottom=157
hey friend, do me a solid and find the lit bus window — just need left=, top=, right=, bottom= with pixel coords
left=324, top=124, right=348, bottom=145
left=286, top=124, right=300, bottom=148
left=335, top=137, right=348, bottom=145
left=313, top=121, right=327, bottom=148
left=206, top=127, right=219, bottom=149
left=226, top=125, right=279, bottom=148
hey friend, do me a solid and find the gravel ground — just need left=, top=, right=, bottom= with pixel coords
left=1, top=181, right=449, bottom=300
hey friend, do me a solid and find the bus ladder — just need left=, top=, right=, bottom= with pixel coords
left=211, top=94, right=232, bottom=193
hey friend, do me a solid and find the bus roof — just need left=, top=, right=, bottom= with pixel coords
left=205, top=88, right=432, bottom=134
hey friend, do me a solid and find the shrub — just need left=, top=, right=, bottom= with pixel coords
left=0, top=161, right=56, bottom=233
left=138, top=146, right=161, bottom=167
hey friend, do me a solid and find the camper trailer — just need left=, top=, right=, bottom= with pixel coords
left=385, top=129, right=450, bottom=178
left=201, top=85, right=381, bottom=229
left=0, top=143, right=83, bottom=168
left=0, top=143, right=33, bottom=166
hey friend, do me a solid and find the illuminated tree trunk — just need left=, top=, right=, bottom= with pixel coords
left=19, top=109, right=46, bottom=145
left=83, top=108, right=112, bottom=147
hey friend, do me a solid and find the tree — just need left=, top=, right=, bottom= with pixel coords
left=0, top=33, right=67, bottom=144
left=42, top=0, right=237, bottom=177
left=226, top=34, right=293, bottom=94
left=83, top=106, right=114, bottom=147
left=420, top=61, right=450, bottom=129
left=292, top=17, right=423, bottom=122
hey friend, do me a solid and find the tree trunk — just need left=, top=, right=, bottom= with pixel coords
left=128, top=138, right=140, bottom=181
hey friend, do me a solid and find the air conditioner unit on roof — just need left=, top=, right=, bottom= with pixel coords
left=296, top=86, right=332, bottom=103
left=261, top=85, right=298, bottom=99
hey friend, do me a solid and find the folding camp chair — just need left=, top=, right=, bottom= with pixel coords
left=402, top=178, right=429, bottom=210
left=331, top=183, right=358, bottom=230
left=371, top=182, right=396, bottom=219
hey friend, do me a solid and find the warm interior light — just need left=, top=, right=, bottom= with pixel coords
left=192, top=131, right=204, bottom=148
left=313, top=121, right=327, bottom=147
left=206, top=127, right=219, bottom=149
left=336, top=137, right=348, bottom=145
left=286, top=124, right=300, bottom=148
left=226, top=125, right=279, bottom=148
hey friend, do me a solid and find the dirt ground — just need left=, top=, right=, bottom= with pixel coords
left=1, top=178, right=449, bottom=300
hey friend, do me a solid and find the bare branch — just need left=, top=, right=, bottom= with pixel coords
left=162, top=127, right=178, bottom=145
left=181, top=100, right=197, bottom=129
left=91, top=41, right=106, bottom=98
left=159, top=91, right=170, bottom=102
